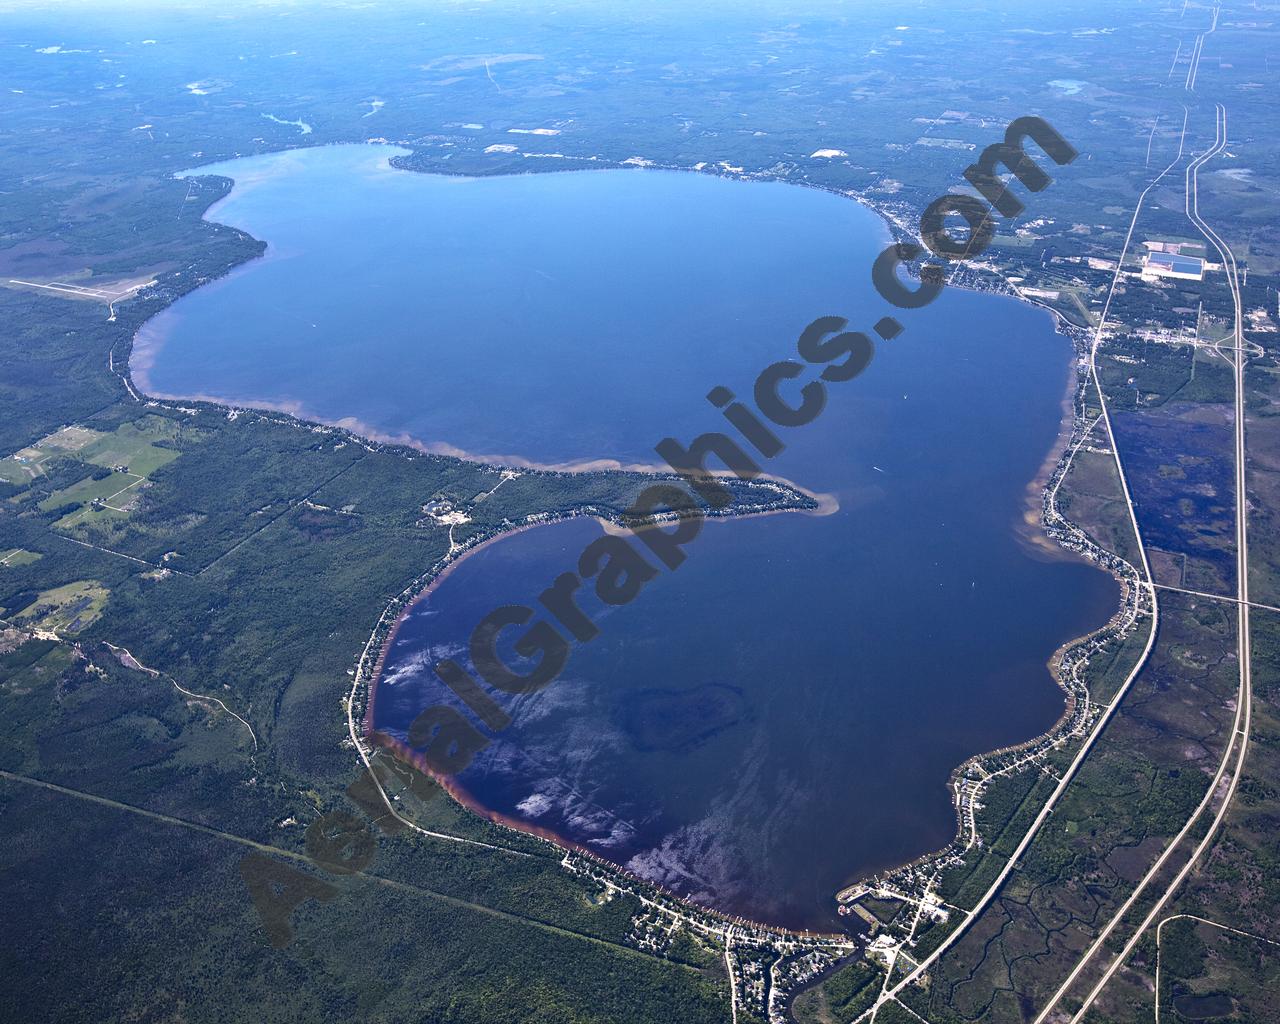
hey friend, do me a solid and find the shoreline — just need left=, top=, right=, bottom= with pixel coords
left=358, top=506, right=849, bottom=939
left=366, top=727, right=847, bottom=940
left=834, top=342, right=1140, bottom=906
left=1013, top=337, right=1090, bottom=562
left=120, top=143, right=1127, bottom=943
left=359, top=504, right=841, bottom=935
left=117, top=369, right=845, bottom=505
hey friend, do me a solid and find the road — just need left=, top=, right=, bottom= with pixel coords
left=342, top=555, right=534, bottom=857
left=0, top=768, right=686, bottom=966
left=725, top=928, right=739, bottom=1024
left=1153, top=582, right=1280, bottom=615
left=852, top=107, right=1191, bottom=1024
left=103, top=640, right=259, bottom=751
left=1051, top=99, right=1254, bottom=1023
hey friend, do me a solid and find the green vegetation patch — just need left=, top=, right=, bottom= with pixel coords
left=0, top=460, right=30, bottom=485
left=41, top=469, right=145, bottom=527
left=1157, top=919, right=1280, bottom=1024
left=79, top=415, right=181, bottom=476
left=11, top=580, right=110, bottom=635
left=29, top=417, right=182, bottom=528
left=0, top=425, right=106, bottom=484
left=0, top=548, right=42, bottom=568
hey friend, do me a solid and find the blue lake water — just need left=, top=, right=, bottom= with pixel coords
left=139, top=145, right=1119, bottom=930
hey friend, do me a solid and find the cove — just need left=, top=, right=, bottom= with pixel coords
left=138, top=144, right=1119, bottom=930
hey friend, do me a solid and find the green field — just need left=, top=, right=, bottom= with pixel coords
left=10, top=580, right=110, bottom=635
left=21, top=418, right=182, bottom=528
left=79, top=416, right=181, bottom=477
left=40, top=470, right=145, bottom=525
left=0, top=425, right=106, bottom=483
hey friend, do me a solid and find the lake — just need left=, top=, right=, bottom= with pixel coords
left=138, top=144, right=1119, bottom=930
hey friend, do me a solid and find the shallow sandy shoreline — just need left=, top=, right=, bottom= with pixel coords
left=1014, top=343, right=1090, bottom=561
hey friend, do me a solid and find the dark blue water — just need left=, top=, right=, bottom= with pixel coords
left=140, top=145, right=1118, bottom=930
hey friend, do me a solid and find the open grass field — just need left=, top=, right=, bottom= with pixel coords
left=9, top=580, right=110, bottom=635
left=79, top=415, right=180, bottom=476
left=15, top=418, right=183, bottom=529
left=40, top=470, right=145, bottom=524
left=0, top=425, right=106, bottom=484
